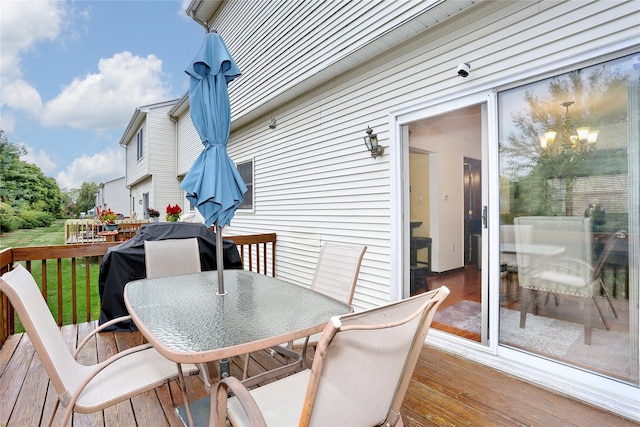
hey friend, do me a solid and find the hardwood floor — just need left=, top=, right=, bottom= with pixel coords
left=1, top=322, right=636, bottom=426
left=426, top=266, right=483, bottom=341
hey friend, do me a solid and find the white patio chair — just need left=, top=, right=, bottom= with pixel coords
left=0, top=264, right=199, bottom=427
left=242, top=243, right=367, bottom=379
left=144, top=237, right=202, bottom=278
left=212, top=286, right=450, bottom=427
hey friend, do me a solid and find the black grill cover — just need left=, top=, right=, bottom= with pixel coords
left=98, top=222, right=242, bottom=330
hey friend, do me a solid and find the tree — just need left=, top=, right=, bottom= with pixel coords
left=74, top=182, right=99, bottom=217
left=0, top=130, right=64, bottom=221
left=499, top=68, right=629, bottom=218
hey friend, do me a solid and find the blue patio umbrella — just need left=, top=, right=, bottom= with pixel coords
left=181, top=31, right=246, bottom=295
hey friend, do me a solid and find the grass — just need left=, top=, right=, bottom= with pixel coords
left=1, top=219, right=102, bottom=332
left=0, top=219, right=67, bottom=249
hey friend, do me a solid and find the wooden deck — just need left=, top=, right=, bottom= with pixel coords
left=0, top=322, right=635, bottom=426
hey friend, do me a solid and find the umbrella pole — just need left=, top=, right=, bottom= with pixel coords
left=215, top=222, right=226, bottom=295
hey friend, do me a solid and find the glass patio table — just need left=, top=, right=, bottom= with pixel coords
left=124, top=269, right=351, bottom=380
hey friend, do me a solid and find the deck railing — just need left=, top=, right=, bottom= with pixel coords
left=0, top=233, right=276, bottom=348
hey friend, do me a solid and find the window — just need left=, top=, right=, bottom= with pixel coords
left=237, top=159, right=253, bottom=210
left=136, top=127, right=144, bottom=161
left=497, top=52, right=638, bottom=385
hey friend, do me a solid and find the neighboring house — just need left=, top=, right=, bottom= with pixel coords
left=94, top=176, right=129, bottom=218
left=120, top=100, right=186, bottom=221
left=177, top=0, right=639, bottom=420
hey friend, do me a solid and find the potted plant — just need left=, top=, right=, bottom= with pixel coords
left=99, top=209, right=119, bottom=230
left=147, top=208, right=160, bottom=222
left=166, top=204, right=182, bottom=222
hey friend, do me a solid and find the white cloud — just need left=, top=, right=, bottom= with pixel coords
left=41, top=51, right=172, bottom=131
left=0, top=1, right=65, bottom=117
left=0, top=1, right=65, bottom=80
left=20, top=144, right=57, bottom=174
left=0, top=112, right=16, bottom=133
left=2, top=79, right=43, bottom=116
left=56, top=148, right=125, bottom=190
left=180, top=0, right=192, bottom=18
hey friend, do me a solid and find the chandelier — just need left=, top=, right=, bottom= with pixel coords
left=539, top=101, right=598, bottom=156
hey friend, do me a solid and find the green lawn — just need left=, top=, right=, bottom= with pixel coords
left=0, top=219, right=67, bottom=249
left=1, top=219, right=102, bottom=331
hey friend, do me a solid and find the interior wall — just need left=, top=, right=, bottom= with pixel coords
left=409, top=105, right=482, bottom=272
left=409, top=152, right=430, bottom=237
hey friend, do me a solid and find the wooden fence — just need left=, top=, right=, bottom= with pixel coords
left=0, top=233, right=276, bottom=348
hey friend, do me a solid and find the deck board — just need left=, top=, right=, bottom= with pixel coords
left=0, top=323, right=636, bottom=426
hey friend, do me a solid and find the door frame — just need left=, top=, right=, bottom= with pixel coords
left=389, top=90, right=499, bottom=351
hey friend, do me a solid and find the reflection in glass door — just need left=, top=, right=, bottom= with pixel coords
left=407, top=103, right=488, bottom=344
left=497, top=53, right=638, bottom=385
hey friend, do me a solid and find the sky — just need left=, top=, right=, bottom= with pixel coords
left=0, top=0, right=206, bottom=190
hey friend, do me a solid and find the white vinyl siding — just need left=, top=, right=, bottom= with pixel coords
left=145, top=102, right=182, bottom=217
left=219, top=0, right=638, bottom=308
left=125, top=124, right=147, bottom=187
left=124, top=100, right=182, bottom=219
left=210, top=0, right=477, bottom=125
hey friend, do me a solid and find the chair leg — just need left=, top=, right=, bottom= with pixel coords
left=176, top=363, right=194, bottom=427
left=584, top=300, right=593, bottom=346
left=519, top=288, right=529, bottom=328
left=242, top=353, right=251, bottom=380
left=597, top=278, right=618, bottom=319
left=46, top=399, right=59, bottom=427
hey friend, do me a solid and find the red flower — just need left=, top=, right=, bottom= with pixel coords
left=166, top=204, right=182, bottom=222
left=166, top=204, right=182, bottom=215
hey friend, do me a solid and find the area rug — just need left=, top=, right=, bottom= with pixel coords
left=433, top=300, right=633, bottom=381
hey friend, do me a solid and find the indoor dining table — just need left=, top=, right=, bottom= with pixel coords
left=124, top=269, right=352, bottom=385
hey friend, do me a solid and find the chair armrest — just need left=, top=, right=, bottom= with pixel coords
left=62, top=343, right=154, bottom=408
left=73, top=315, right=133, bottom=359
left=212, top=376, right=266, bottom=427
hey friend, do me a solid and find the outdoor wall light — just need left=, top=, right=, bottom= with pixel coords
left=364, top=126, right=384, bottom=158
left=268, top=117, right=277, bottom=129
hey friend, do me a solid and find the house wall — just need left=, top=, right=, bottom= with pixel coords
left=185, top=0, right=639, bottom=309
left=96, top=176, right=129, bottom=217
left=184, top=1, right=639, bottom=417
left=146, top=103, right=183, bottom=219
left=125, top=122, right=148, bottom=188
left=124, top=101, right=183, bottom=220
left=130, top=177, right=151, bottom=220
left=211, top=0, right=478, bottom=126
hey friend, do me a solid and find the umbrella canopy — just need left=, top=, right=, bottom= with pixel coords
left=180, top=32, right=246, bottom=228
left=181, top=31, right=246, bottom=295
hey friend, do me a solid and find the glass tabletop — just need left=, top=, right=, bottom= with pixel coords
left=124, top=270, right=351, bottom=363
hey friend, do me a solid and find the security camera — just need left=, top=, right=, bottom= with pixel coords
left=457, top=63, right=471, bottom=78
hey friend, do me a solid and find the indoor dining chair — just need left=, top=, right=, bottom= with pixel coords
left=0, top=264, right=199, bottom=427
left=144, top=237, right=202, bottom=278
left=212, top=285, right=450, bottom=427
left=242, top=243, right=367, bottom=379
left=514, top=216, right=617, bottom=345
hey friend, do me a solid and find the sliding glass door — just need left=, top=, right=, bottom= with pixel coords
left=497, top=53, right=639, bottom=385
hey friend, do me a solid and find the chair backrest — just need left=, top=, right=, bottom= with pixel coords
left=0, top=265, right=83, bottom=401
left=301, top=286, right=449, bottom=426
left=144, top=238, right=202, bottom=278
left=310, top=243, right=367, bottom=304
left=514, top=216, right=591, bottom=291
